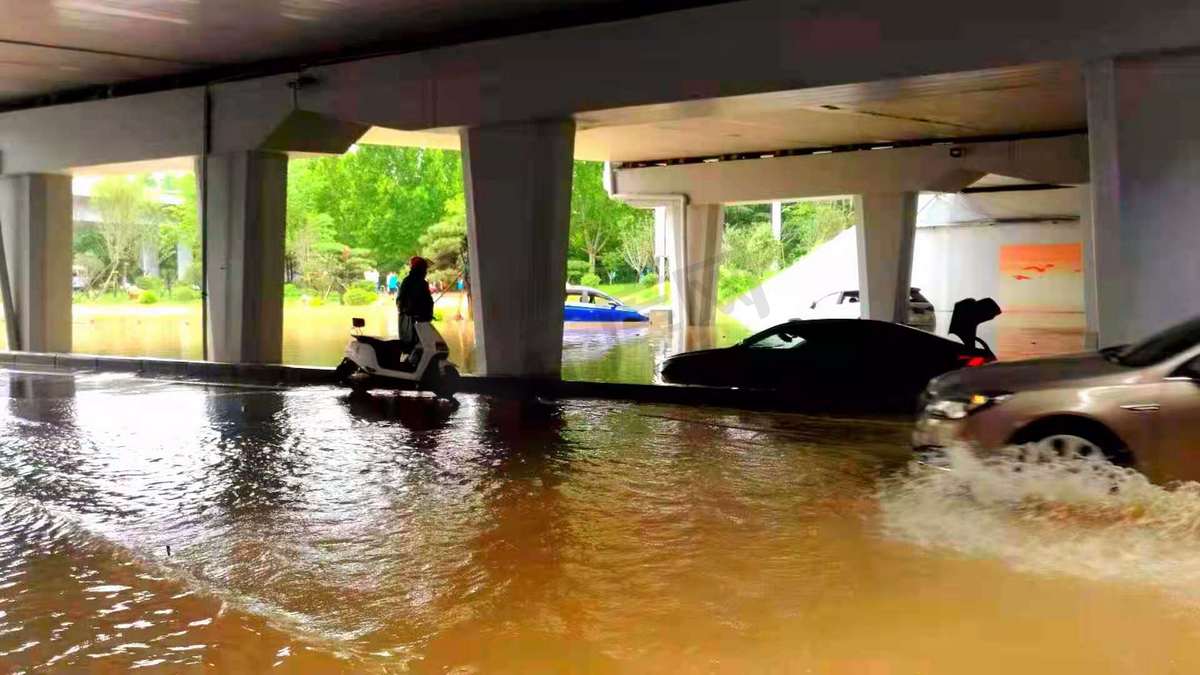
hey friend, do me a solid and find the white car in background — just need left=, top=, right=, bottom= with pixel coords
left=808, top=288, right=936, bottom=330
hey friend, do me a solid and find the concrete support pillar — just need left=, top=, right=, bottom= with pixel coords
left=202, top=151, right=287, bottom=364
left=771, top=200, right=783, bottom=240
left=670, top=203, right=723, bottom=327
left=855, top=192, right=917, bottom=323
left=653, top=206, right=668, bottom=295
left=1084, top=54, right=1200, bottom=346
left=0, top=174, right=73, bottom=352
left=177, top=242, right=193, bottom=283
left=1077, top=185, right=1100, bottom=348
left=462, top=120, right=575, bottom=378
left=140, top=239, right=160, bottom=278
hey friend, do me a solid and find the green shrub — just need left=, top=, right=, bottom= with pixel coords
left=283, top=283, right=302, bottom=299
left=351, top=280, right=378, bottom=293
left=342, top=287, right=376, bottom=306
left=135, top=275, right=165, bottom=292
left=170, top=286, right=197, bottom=302
left=579, top=272, right=602, bottom=288
left=717, top=267, right=759, bottom=304
left=640, top=272, right=657, bottom=286
left=139, top=290, right=160, bottom=304
left=309, top=296, right=326, bottom=307
left=566, top=260, right=590, bottom=284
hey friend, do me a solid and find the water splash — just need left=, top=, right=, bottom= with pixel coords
left=878, top=445, right=1200, bottom=594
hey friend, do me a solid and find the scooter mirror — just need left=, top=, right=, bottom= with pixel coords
left=352, top=317, right=366, bottom=328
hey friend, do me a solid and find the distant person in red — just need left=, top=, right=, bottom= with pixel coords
left=397, top=256, right=434, bottom=347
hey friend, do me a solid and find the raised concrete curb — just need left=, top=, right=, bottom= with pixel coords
left=1, top=351, right=335, bottom=386
left=0, top=351, right=894, bottom=415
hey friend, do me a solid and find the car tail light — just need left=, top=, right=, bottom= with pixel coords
left=957, top=355, right=987, bottom=367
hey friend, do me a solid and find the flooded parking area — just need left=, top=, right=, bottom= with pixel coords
left=3, top=366, right=1196, bottom=673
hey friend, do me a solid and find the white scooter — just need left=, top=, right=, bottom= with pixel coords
left=335, top=318, right=461, bottom=400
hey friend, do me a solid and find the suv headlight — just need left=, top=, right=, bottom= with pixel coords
left=925, top=392, right=1010, bottom=420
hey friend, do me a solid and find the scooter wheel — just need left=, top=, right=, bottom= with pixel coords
left=334, top=358, right=358, bottom=383
left=433, top=364, right=460, bottom=400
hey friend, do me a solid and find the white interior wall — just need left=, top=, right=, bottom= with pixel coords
left=725, top=191, right=1087, bottom=333
left=910, top=221, right=1084, bottom=313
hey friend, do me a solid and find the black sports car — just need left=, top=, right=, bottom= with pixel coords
left=660, top=304, right=999, bottom=413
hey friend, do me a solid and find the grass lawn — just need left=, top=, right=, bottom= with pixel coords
left=597, top=282, right=670, bottom=309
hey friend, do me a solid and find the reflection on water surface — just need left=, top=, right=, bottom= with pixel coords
left=2, top=368, right=1199, bottom=673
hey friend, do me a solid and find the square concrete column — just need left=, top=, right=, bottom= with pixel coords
left=855, top=192, right=917, bottom=323
left=201, top=151, right=287, bottom=364
left=1085, top=54, right=1200, bottom=346
left=0, top=173, right=73, bottom=352
left=461, top=120, right=575, bottom=378
left=670, top=203, right=723, bottom=327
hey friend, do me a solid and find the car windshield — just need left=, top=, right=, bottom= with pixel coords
left=1116, top=317, right=1200, bottom=367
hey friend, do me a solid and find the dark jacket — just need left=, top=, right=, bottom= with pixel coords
left=397, top=271, right=434, bottom=321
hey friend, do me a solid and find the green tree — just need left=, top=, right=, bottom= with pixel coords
left=303, top=242, right=374, bottom=300
left=600, top=249, right=625, bottom=284
left=419, top=199, right=468, bottom=288
left=91, top=176, right=160, bottom=291
left=287, top=146, right=464, bottom=274
left=618, top=214, right=655, bottom=278
left=723, top=203, right=771, bottom=230
left=289, top=212, right=337, bottom=290
left=569, top=161, right=644, bottom=274
left=723, top=222, right=782, bottom=276
left=781, top=198, right=855, bottom=264
left=566, top=259, right=589, bottom=284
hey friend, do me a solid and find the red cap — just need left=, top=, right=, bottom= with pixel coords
left=409, top=256, right=428, bottom=270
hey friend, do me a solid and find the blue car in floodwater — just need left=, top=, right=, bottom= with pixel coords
left=564, top=285, right=649, bottom=322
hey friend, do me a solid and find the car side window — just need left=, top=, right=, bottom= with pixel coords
left=746, top=329, right=807, bottom=349
left=1174, top=355, right=1200, bottom=379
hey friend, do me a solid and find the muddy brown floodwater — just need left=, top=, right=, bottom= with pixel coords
left=4, top=367, right=1200, bottom=673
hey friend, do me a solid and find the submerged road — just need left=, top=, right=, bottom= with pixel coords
left=1, top=368, right=1198, bottom=673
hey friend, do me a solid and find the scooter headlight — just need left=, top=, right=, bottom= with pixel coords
left=925, top=392, right=1010, bottom=420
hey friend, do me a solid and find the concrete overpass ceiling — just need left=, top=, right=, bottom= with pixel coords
left=359, top=62, right=1085, bottom=162
left=0, top=0, right=733, bottom=107
left=582, top=61, right=1085, bottom=162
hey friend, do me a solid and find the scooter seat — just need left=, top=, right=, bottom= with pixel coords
left=353, top=335, right=415, bottom=371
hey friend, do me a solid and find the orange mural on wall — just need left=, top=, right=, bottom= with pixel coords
left=998, top=243, right=1084, bottom=312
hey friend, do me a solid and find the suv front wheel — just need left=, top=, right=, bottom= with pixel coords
left=1010, top=417, right=1133, bottom=467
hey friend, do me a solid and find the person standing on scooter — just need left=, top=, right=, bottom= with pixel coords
left=397, top=256, right=434, bottom=350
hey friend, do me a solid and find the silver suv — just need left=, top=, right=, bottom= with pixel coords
left=915, top=317, right=1200, bottom=484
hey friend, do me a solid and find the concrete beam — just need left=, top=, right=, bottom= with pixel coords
left=0, top=89, right=203, bottom=175
left=463, top=120, right=575, bottom=378
left=0, top=174, right=72, bottom=352
left=296, top=0, right=1200, bottom=131
left=0, top=78, right=363, bottom=175
left=204, top=151, right=288, bottom=364
left=1085, top=52, right=1200, bottom=346
left=856, top=193, right=917, bottom=323
left=611, top=135, right=1089, bottom=204
left=2, top=0, right=1196, bottom=173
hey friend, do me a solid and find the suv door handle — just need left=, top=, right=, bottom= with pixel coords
left=1120, top=403, right=1160, bottom=413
